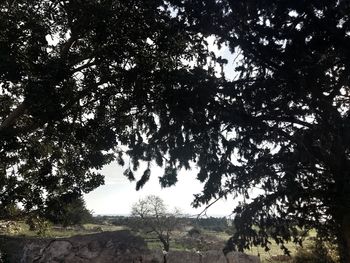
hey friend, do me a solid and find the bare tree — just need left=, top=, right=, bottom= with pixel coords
left=131, top=195, right=181, bottom=253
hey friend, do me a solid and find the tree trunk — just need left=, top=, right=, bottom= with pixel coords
left=159, top=235, right=170, bottom=252
left=158, top=235, right=169, bottom=263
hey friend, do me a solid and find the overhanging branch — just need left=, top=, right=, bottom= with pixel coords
left=0, top=103, right=27, bottom=132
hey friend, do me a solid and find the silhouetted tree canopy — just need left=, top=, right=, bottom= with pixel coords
left=177, top=0, right=350, bottom=261
left=0, top=0, right=214, bottom=214
left=1, top=0, right=350, bottom=261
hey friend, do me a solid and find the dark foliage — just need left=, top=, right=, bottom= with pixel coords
left=0, top=203, right=22, bottom=220
left=1, top=0, right=350, bottom=261
left=0, top=0, right=212, bottom=215
left=174, top=0, right=350, bottom=260
left=44, top=195, right=93, bottom=226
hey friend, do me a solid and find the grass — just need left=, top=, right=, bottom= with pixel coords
left=244, top=229, right=318, bottom=263
left=191, top=228, right=318, bottom=263
left=82, top=223, right=125, bottom=232
left=134, top=226, right=319, bottom=263
left=0, top=220, right=126, bottom=238
left=145, top=239, right=188, bottom=251
left=141, top=231, right=313, bottom=263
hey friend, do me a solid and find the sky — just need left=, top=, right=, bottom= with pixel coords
left=84, top=37, right=241, bottom=217
left=84, top=162, right=239, bottom=217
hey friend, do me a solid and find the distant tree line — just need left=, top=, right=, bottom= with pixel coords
left=191, top=217, right=231, bottom=232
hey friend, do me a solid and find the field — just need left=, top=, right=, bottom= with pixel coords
left=0, top=219, right=336, bottom=263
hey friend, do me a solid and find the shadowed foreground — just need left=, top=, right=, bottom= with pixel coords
left=0, top=230, right=260, bottom=263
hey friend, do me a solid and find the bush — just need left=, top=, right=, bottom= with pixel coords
left=0, top=204, right=22, bottom=220
left=188, top=227, right=201, bottom=237
left=0, top=221, right=21, bottom=234
left=26, top=215, right=52, bottom=236
left=36, top=219, right=52, bottom=237
left=293, top=238, right=339, bottom=263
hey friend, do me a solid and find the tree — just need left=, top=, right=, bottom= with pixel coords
left=174, top=0, right=350, bottom=261
left=2, top=0, right=350, bottom=261
left=43, top=195, right=93, bottom=226
left=131, top=195, right=181, bottom=252
left=0, top=0, right=212, bottom=213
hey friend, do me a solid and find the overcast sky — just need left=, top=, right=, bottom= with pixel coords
left=84, top=162, right=239, bottom=217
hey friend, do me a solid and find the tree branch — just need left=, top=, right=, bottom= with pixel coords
left=0, top=103, right=27, bottom=132
left=60, top=35, right=78, bottom=60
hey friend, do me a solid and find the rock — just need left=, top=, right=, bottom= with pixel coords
left=1, top=231, right=261, bottom=263
left=35, top=240, right=72, bottom=262
left=20, top=230, right=151, bottom=263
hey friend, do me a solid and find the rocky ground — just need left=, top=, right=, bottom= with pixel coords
left=0, top=230, right=260, bottom=263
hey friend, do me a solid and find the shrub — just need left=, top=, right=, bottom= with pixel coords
left=0, top=204, right=22, bottom=220
left=26, top=215, right=52, bottom=236
left=36, top=219, right=52, bottom=237
left=293, top=238, right=339, bottom=263
left=188, top=227, right=201, bottom=237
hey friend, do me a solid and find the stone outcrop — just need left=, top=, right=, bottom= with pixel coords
left=21, top=231, right=151, bottom=263
left=0, top=231, right=260, bottom=263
